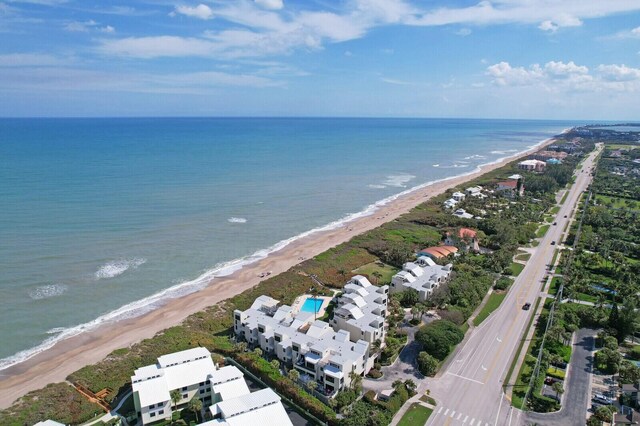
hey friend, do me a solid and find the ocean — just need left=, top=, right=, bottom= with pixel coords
left=0, top=117, right=581, bottom=369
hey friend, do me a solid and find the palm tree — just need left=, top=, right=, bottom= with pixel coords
left=270, top=359, right=280, bottom=371
left=234, top=341, right=247, bottom=353
left=551, top=381, right=564, bottom=401
left=254, top=347, right=263, bottom=358
left=349, top=371, right=363, bottom=393
left=170, top=389, right=182, bottom=413
left=288, top=369, right=300, bottom=384
left=306, top=380, right=318, bottom=394
left=188, top=396, right=202, bottom=423
left=404, top=379, right=417, bottom=395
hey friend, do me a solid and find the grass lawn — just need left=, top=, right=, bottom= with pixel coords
left=550, top=249, right=560, bottom=268
left=550, top=206, right=560, bottom=215
left=560, top=190, right=569, bottom=205
left=352, top=261, right=398, bottom=285
left=419, top=394, right=437, bottom=406
left=548, top=277, right=562, bottom=296
left=536, top=225, right=550, bottom=238
left=397, top=403, right=433, bottom=426
left=573, top=292, right=598, bottom=303
left=595, top=194, right=640, bottom=212
left=515, top=253, right=531, bottom=262
left=510, top=262, right=525, bottom=277
left=473, top=292, right=507, bottom=326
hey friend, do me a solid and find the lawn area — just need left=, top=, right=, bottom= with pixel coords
left=536, top=224, right=550, bottom=238
left=550, top=206, right=560, bottom=215
left=473, top=292, right=507, bottom=326
left=515, top=253, right=531, bottom=262
left=397, top=403, right=433, bottom=426
left=510, top=262, right=525, bottom=277
left=548, top=277, right=562, bottom=296
left=595, top=194, right=640, bottom=212
left=573, top=292, right=598, bottom=303
left=419, top=394, right=437, bottom=406
left=560, top=190, right=569, bottom=205
left=352, top=261, right=398, bottom=285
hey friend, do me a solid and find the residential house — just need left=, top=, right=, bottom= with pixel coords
left=389, top=256, right=453, bottom=302
left=614, top=410, right=640, bottom=425
left=622, top=383, right=640, bottom=407
left=452, top=208, right=474, bottom=219
left=443, top=198, right=459, bottom=209
left=445, top=228, right=480, bottom=252
left=496, top=180, right=524, bottom=198
left=418, top=245, right=459, bottom=260
left=518, top=159, right=546, bottom=172
left=465, top=186, right=486, bottom=199
left=452, top=191, right=466, bottom=202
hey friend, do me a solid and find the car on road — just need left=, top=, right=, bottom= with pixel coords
left=564, top=215, right=567, bottom=218
left=553, top=222, right=557, bottom=225
left=522, top=303, right=531, bottom=310
left=551, top=241, right=556, bottom=245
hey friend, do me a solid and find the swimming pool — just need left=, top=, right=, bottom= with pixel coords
left=301, top=297, right=324, bottom=314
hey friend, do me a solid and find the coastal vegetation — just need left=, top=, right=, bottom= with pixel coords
left=0, top=129, right=599, bottom=425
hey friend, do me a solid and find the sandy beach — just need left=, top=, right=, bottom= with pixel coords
left=0, top=136, right=558, bottom=409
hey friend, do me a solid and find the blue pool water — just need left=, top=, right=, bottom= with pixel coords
left=301, top=298, right=324, bottom=314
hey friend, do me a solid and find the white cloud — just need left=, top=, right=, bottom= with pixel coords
left=487, top=60, right=640, bottom=92
left=98, top=0, right=640, bottom=60
left=344, top=50, right=353, bottom=56
left=597, top=64, right=640, bottom=82
left=64, top=19, right=114, bottom=33
left=538, top=20, right=558, bottom=32
left=254, top=0, right=283, bottom=11
left=380, top=77, right=413, bottom=85
left=609, top=26, right=640, bottom=39
left=99, top=36, right=218, bottom=58
left=174, top=4, right=213, bottom=20
left=455, top=28, right=472, bottom=36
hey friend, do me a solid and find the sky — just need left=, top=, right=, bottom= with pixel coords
left=1, top=0, right=640, bottom=119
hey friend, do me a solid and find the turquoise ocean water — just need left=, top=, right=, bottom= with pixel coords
left=0, top=118, right=582, bottom=368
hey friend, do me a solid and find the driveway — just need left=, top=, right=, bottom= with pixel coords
left=523, top=328, right=596, bottom=426
left=363, top=321, right=424, bottom=394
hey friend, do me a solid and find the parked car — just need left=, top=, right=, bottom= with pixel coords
left=564, top=215, right=568, bottom=218
left=545, top=377, right=558, bottom=385
left=522, top=303, right=531, bottom=310
left=592, top=394, right=613, bottom=405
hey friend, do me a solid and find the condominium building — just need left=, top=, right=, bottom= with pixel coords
left=205, top=388, right=292, bottom=426
left=132, top=348, right=249, bottom=425
left=390, top=257, right=453, bottom=301
left=234, top=295, right=373, bottom=395
left=331, top=275, right=388, bottom=345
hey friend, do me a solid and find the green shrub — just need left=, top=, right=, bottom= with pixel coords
left=546, top=366, right=566, bottom=380
left=415, top=320, right=464, bottom=360
left=417, top=352, right=439, bottom=376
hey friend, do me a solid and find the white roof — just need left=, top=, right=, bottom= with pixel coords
left=163, top=356, right=216, bottom=391
left=35, top=421, right=66, bottom=426
left=157, top=347, right=210, bottom=368
left=211, top=388, right=292, bottom=426
left=508, top=173, right=523, bottom=179
left=212, top=378, right=250, bottom=401
left=132, top=376, right=170, bottom=407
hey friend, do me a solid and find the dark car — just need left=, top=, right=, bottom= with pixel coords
left=553, top=222, right=557, bottom=225
left=551, top=241, right=556, bottom=245
left=523, top=303, right=531, bottom=310
left=564, top=215, right=567, bottom=218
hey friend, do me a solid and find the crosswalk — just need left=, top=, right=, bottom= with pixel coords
left=431, top=405, right=492, bottom=426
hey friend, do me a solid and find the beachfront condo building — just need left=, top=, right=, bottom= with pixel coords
left=234, top=295, right=374, bottom=396
left=331, top=275, right=388, bottom=345
left=203, top=387, right=292, bottom=426
left=390, top=256, right=453, bottom=301
left=132, top=347, right=288, bottom=425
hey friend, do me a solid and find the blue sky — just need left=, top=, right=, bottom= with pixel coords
left=1, top=0, right=640, bottom=119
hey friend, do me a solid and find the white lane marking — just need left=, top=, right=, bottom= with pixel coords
left=508, top=407, right=513, bottom=426
left=494, top=393, right=504, bottom=426
left=464, top=415, right=469, bottom=423
left=446, top=371, right=485, bottom=385
left=450, top=410, right=456, bottom=418
left=438, top=406, right=443, bottom=414
left=470, top=419, right=475, bottom=426
left=444, top=409, right=449, bottom=416
left=457, top=413, right=462, bottom=420
left=497, top=337, right=502, bottom=342
left=473, top=333, right=500, bottom=376
left=481, top=365, right=487, bottom=371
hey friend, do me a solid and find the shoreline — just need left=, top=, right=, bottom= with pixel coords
left=0, top=133, right=561, bottom=409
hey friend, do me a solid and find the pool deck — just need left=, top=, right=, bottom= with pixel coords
left=291, top=294, right=333, bottom=318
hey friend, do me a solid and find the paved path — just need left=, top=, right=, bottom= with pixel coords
left=411, top=145, right=602, bottom=426
left=523, top=328, right=596, bottom=426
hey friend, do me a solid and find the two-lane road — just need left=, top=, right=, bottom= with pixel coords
left=424, top=145, right=602, bottom=426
